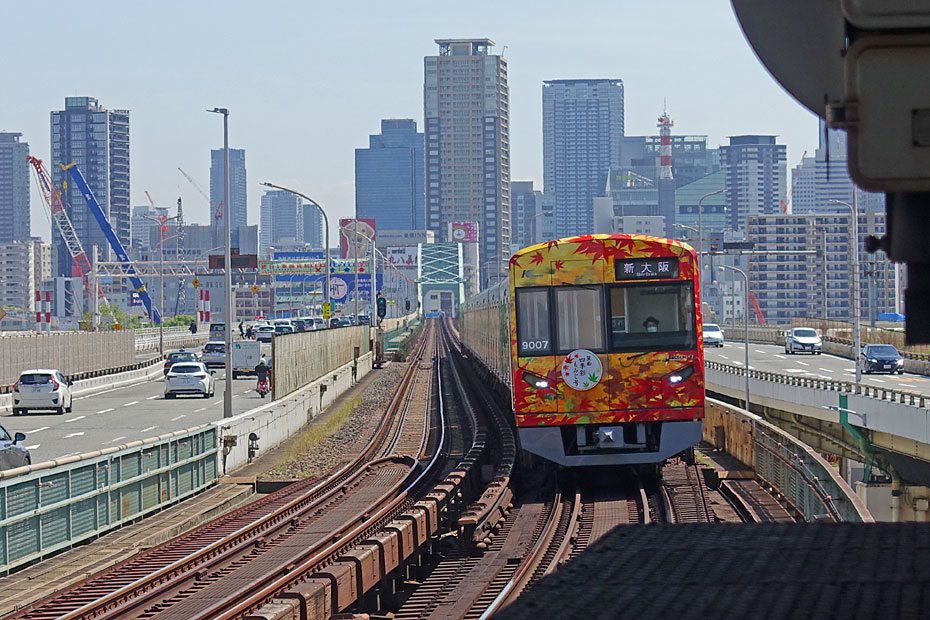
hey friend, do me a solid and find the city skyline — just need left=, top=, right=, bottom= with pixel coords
left=3, top=2, right=821, bottom=245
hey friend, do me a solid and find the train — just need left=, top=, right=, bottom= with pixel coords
left=460, top=233, right=705, bottom=467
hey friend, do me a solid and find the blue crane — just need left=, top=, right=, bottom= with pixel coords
left=60, top=162, right=162, bottom=325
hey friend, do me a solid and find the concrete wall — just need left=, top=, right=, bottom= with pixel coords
left=272, top=326, right=370, bottom=398
left=134, top=327, right=209, bottom=352
left=0, top=331, right=135, bottom=386
left=217, top=351, right=373, bottom=473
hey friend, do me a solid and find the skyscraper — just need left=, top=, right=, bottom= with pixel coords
left=543, top=79, right=623, bottom=237
left=0, top=132, right=30, bottom=244
left=720, top=135, right=786, bottom=231
left=303, top=203, right=324, bottom=250
left=510, top=181, right=543, bottom=252
left=355, top=119, right=424, bottom=231
left=424, top=38, right=510, bottom=287
left=259, top=189, right=302, bottom=256
left=210, top=148, right=247, bottom=247
left=50, top=97, right=130, bottom=277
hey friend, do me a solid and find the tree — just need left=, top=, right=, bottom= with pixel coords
left=163, top=314, right=196, bottom=327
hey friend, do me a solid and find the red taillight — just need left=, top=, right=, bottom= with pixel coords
left=195, top=374, right=207, bottom=379
left=49, top=378, right=60, bottom=391
left=13, top=381, right=20, bottom=393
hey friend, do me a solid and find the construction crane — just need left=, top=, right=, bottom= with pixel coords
left=61, top=162, right=161, bottom=324
left=174, top=196, right=186, bottom=315
left=178, top=167, right=223, bottom=247
left=26, top=156, right=104, bottom=301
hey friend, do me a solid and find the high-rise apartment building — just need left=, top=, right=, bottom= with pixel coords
left=720, top=136, right=786, bottom=232
left=260, top=190, right=302, bottom=256
left=210, top=148, right=248, bottom=247
left=50, top=97, right=130, bottom=277
left=542, top=79, right=623, bottom=238
left=424, top=38, right=510, bottom=287
left=0, top=242, right=35, bottom=314
left=0, top=132, right=30, bottom=244
left=510, top=181, right=543, bottom=252
left=302, top=204, right=324, bottom=250
left=356, top=119, right=424, bottom=232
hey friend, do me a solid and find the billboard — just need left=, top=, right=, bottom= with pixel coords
left=339, top=218, right=377, bottom=259
left=449, top=221, right=479, bottom=243
left=386, top=246, right=418, bottom=270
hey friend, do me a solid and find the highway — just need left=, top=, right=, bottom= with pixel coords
left=1, top=371, right=267, bottom=463
left=703, top=341, right=930, bottom=395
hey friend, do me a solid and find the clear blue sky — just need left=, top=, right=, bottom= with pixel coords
left=2, top=0, right=817, bottom=243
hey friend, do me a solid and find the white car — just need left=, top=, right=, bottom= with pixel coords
left=703, top=323, right=725, bottom=347
left=0, top=424, right=29, bottom=469
left=785, top=327, right=822, bottom=355
left=165, top=362, right=215, bottom=398
left=201, top=341, right=227, bottom=367
left=255, top=325, right=275, bottom=342
left=12, top=369, right=73, bottom=415
left=312, top=318, right=326, bottom=330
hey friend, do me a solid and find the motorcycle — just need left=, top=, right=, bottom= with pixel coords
left=256, top=379, right=269, bottom=398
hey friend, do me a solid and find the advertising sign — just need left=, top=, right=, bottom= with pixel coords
left=259, top=258, right=370, bottom=276
left=386, top=246, right=419, bottom=270
left=449, top=221, right=479, bottom=243
left=339, top=218, right=377, bottom=259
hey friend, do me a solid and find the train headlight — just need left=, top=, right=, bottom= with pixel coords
left=666, top=365, right=695, bottom=385
left=522, top=371, right=550, bottom=390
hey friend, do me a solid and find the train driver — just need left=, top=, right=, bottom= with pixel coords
left=643, top=316, right=660, bottom=333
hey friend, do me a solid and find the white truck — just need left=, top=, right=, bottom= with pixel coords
left=230, top=340, right=261, bottom=379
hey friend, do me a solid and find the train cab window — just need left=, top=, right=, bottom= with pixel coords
left=609, top=283, right=696, bottom=352
left=516, top=288, right=551, bottom=355
left=555, top=287, right=604, bottom=353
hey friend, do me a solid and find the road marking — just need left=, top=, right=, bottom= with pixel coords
left=719, top=355, right=729, bottom=360
left=844, top=368, right=856, bottom=372
left=212, top=400, right=222, bottom=406
left=103, top=436, right=126, bottom=444
left=796, top=361, right=809, bottom=366
left=774, top=355, right=787, bottom=359
left=755, top=349, right=767, bottom=354
left=26, top=426, right=49, bottom=434
left=123, top=401, right=139, bottom=407
left=140, top=426, right=157, bottom=433
left=64, top=432, right=84, bottom=438
left=870, top=378, right=886, bottom=383
left=242, top=390, right=252, bottom=394
left=195, top=407, right=207, bottom=412
left=170, top=414, right=186, bottom=421
left=65, top=415, right=86, bottom=423
left=818, top=368, right=834, bottom=373
left=97, top=408, right=114, bottom=414
left=25, top=444, right=40, bottom=450
left=785, top=369, right=806, bottom=373
left=146, top=395, right=160, bottom=400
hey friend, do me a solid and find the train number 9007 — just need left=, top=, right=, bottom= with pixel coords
left=522, top=340, right=549, bottom=351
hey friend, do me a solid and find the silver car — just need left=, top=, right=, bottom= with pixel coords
left=201, top=341, right=227, bottom=368
left=785, top=327, right=822, bottom=355
left=703, top=323, right=725, bottom=347
left=0, top=424, right=29, bottom=469
left=165, top=362, right=215, bottom=398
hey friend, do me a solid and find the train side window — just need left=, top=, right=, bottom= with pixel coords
left=516, top=288, right=552, bottom=355
left=555, top=286, right=604, bottom=353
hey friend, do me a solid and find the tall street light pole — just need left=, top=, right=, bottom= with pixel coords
left=261, top=183, right=331, bottom=323
left=141, top=214, right=180, bottom=355
left=719, top=264, right=750, bottom=411
left=697, top=188, right=726, bottom=284
left=208, top=107, right=233, bottom=419
left=829, top=197, right=862, bottom=388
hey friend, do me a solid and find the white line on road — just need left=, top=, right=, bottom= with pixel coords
left=785, top=369, right=806, bottom=373
left=146, top=395, right=160, bottom=400
left=242, top=390, right=252, bottom=394
left=818, top=368, right=834, bottom=373
left=870, top=378, right=886, bottom=383
left=26, top=426, right=49, bottom=434
left=140, top=426, right=157, bottom=433
left=65, top=415, right=86, bottom=423
left=796, top=361, right=809, bottom=366
left=195, top=407, right=207, bottom=412
left=844, top=368, right=856, bottom=372
left=97, top=408, right=114, bottom=414
left=103, top=436, right=126, bottom=444
left=774, top=354, right=787, bottom=359
left=170, top=414, right=186, bottom=421
left=123, top=401, right=139, bottom=407
left=64, top=432, right=84, bottom=438
left=755, top=349, right=767, bottom=354
left=25, top=444, right=39, bottom=450
left=719, top=355, right=729, bottom=360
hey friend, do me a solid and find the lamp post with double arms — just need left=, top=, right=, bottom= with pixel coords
left=261, top=183, right=331, bottom=323
left=719, top=264, right=750, bottom=411
left=829, top=197, right=861, bottom=388
left=697, top=188, right=727, bottom=283
left=141, top=214, right=180, bottom=355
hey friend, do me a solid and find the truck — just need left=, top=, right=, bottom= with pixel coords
left=230, top=340, right=261, bottom=379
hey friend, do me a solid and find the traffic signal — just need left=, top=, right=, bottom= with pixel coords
left=377, top=295, right=387, bottom=319
left=405, top=299, right=410, bottom=311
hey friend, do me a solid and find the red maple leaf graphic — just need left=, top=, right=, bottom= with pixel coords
left=572, top=238, right=605, bottom=263
left=553, top=260, right=564, bottom=271
left=546, top=239, right=560, bottom=249
left=579, top=398, right=594, bottom=410
left=530, top=252, right=544, bottom=266
left=509, top=255, right=521, bottom=267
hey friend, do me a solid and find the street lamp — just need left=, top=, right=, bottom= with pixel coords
left=261, top=182, right=331, bottom=322
left=207, top=107, right=233, bottom=420
left=674, top=223, right=698, bottom=238
left=718, top=264, right=750, bottom=411
left=697, top=188, right=726, bottom=281
left=829, top=197, right=862, bottom=387
left=141, top=213, right=180, bottom=355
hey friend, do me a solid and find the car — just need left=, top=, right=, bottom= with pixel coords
left=255, top=325, right=275, bottom=342
left=784, top=327, right=823, bottom=355
left=165, top=362, right=215, bottom=398
left=702, top=323, right=725, bottom=347
left=12, top=369, right=73, bottom=415
left=274, top=324, right=295, bottom=336
left=0, top=424, right=29, bottom=469
left=163, top=349, right=199, bottom=376
left=291, top=319, right=307, bottom=332
left=330, top=317, right=346, bottom=328
left=357, top=314, right=371, bottom=326
left=200, top=341, right=227, bottom=368
left=861, top=344, right=905, bottom=374
left=312, top=318, right=326, bottom=330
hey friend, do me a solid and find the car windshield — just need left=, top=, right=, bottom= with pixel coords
left=868, top=345, right=899, bottom=356
left=170, top=364, right=202, bottom=374
left=18, top=373, right=53, bottom=385
left=170, top=352, right=196, bottom=362
left=203, top=344, right=224, bottom=353
left=794, top=329, right=818, bottom=338
left=704, top=324, right=720, bottom=332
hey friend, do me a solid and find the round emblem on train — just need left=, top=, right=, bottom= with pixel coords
left=560, top=349, right=603, bottom=391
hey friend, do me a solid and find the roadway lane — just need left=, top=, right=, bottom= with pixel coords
left=704, top=341, right=930, bottom=395
left=1, top=371, right=269, bottom=463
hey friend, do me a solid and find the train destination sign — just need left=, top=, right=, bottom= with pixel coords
left=614, top=257, right=679, bottom=281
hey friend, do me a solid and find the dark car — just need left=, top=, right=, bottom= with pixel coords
left=330, top=318, right=345, bottom=328
left=292, top=319, right=307, bottom=332
left=861, top=344, right=905, bottom=374
left=163, top=350, right=198, bottom=376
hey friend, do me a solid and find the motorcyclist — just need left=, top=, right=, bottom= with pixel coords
left=255, top=355, right=270, bottom=393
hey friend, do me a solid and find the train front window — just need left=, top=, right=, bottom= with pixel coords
left=516, top=288, right=551, bottom=355
left=555, top=287, right=604, bottom=353
left=609, top=282, right=696, bottom=352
